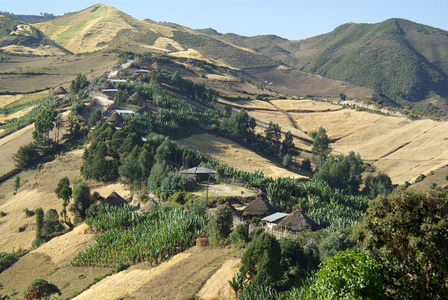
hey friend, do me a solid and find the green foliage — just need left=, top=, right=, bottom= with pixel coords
left=281, top=131, right=296, bottom=156
left=0, top=252, right=16, bottom=273
left=230, top=224, right=249, bottom=248
left=72, top=204, right=207, bottom=267
left=24, top=279, right=60, bottom=300
left=42, top=209, right=64, bottom=240
left=88, top=109, right=102, bottom=127
left=265, top=121, right=281, bottom=143
left=240, top=232, right=282, bottom=286
left=313, top=152, right=364, bottom=195
left=318, top=230, right=355, bottom=261
left=354, top=190, right=448, bottom=299
left=69, top=73, right=89, bottom=96
left=69, top=180, right=91, bottom=223
left=307, top=249, right=386, bottom=300
left=208, top=205, right=233, bottom=245
left=311, top=126, right=330, bottom=170
left=32, top=108, right=57, bottom=141
left=55, top=177, right=71, bottom=222
left=13, top=175, right=20, bottom=194
left=119, top=145, right=153, bottom=190
left=32, top=207, right=44, bottom=248
left=362, top=171, right=393, bottom=199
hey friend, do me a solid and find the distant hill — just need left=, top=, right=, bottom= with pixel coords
left=219, top=19, right=448, bottom=104
left=0, top=15, right=45, bottom=47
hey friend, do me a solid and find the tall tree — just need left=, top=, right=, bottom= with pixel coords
left=312, top=126, right=330, bottom=170
left=69, top=73, right=89, bottom=95
left=54, top=177, right=72, bottom=223
left=240, top=232, right=282, bottom=286
left=281, top=130, right=296, bottom=156
left=33, top=108, right=57, bottom=141
left=354, top=190, right=448, bottom=299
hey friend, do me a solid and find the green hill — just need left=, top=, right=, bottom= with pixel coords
left=0, top=15, right=45, bottom=47
left=219, top=19, right=448, bottom=103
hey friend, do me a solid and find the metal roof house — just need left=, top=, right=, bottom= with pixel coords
left=261, top=212, right=289, bottom=229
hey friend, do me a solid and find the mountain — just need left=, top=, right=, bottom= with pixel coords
left=219, top=18, right=448, bottom=103
left=33, top=4, right=276, bottom=69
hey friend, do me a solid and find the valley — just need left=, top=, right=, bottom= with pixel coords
left=0, top=4, right=447, bottom=299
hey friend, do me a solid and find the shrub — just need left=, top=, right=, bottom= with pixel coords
left=24, top=279, right=61, bottom=300
left=230, top=224, right=249, bottom=248
left=0, top=252, right=15, bottom=273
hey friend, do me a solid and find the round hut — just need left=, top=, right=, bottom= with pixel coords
left=242, top=198, right=279, bottom=220
left=139, top=198, right=158, bottom=213
left=277, top=210, right=322, bottom=232
left=103, top=192, right=127, bottom=207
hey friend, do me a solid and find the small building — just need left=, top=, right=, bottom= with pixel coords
left=52, top=86, right=68, bottom=97
left=103, top=192, right=127, bottom=207
left=180, top=166, right=217, bottom=182
left=277, top=210, right=322, bottom=232
left=139, top=198, right=158, bottom=213
left=261, top=212, right=289, bottom=229
left=106, top=112, right=125, bottom=126
left=242, top=198, right=279, bottom=220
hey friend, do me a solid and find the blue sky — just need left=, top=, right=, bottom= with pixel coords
left=3, top=1, right=448, bottom=40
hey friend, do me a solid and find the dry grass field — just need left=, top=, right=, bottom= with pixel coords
left=73, top=246, right=241, bottom=300
left=270, top=99, right=342, bottom=112
left=177, top=133, right=309, bottom=180
left=289, top=108, right=448, bottom=184
left=0, top=52, right=118, bottom=93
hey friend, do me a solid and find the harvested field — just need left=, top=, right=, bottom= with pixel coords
left=218, top=98, right=276, bottom=110
left=0, top=231, right=112, bottom=300
left=74, top=247, right=241, bottom=300
left=198, top=258, right=241, bottom=300
left=0, top=124, right=34, bottom=177
left=177, top=133, right=309, bottom=180
left=290, top=108, right=448, bottom=184
left=270, top=99, right=342, bottom=112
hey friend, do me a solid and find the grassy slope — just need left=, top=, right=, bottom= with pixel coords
left=220, top=19, right=448, bottom=103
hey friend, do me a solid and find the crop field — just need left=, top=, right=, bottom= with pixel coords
left=270, top=99, right=342, bottom=112
left=290, top=108, right=448, bottom=184
left=73, top=247, right=241, bottom=300
left=0, top=52, right=118, bottom=93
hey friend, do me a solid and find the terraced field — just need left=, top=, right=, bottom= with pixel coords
left=222, top=98, right=448, bottom=184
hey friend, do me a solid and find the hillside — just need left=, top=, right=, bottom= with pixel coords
left=219, top=19, right=448, bottom=110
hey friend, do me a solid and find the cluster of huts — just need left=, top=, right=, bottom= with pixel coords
left=229, top=197, right=322, bottom=234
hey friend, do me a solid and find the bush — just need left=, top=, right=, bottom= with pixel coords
left=0, top=252, right=15, bottom=273
left=307, top=249, right=385, bottom=299
left=24, top=279, right=61, bottom=300
left=208, top=205, right=232, bottom=245
left=230, top=224, right=249, bottom=248
left=318, top=230, right=355, bottom=261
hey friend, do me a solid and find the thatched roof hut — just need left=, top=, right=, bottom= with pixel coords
left=128, top=91, right=143, bottom=102
left=277, top=210, right=322, bottom=232
left=101, top=81, right=115, bottom=90
left=54, top=86, right=68, bottom=95
left=242, top=198, right=279, bottom=218
left=106, top=112, right=125, bottom=125
left=139, top=198, right=158, bottom=213
left=103, top=192, right=127, bottom=207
